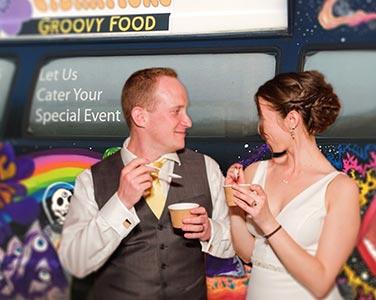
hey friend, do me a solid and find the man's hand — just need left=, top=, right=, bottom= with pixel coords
left=181, top=206, right=211, bottom=242
left=117, top=158, right=154, bottom=209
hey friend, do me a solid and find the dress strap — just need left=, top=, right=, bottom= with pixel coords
left=252, top=160, right=268, bottom=186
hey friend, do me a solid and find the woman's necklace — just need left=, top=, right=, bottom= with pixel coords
left=272, top=150, right=287, bottom=158
left=273, top=151, right=289, bottom=183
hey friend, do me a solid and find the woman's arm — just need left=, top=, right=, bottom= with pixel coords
left=264, top=174, right=360, bottom=298
left=226, top=162, right=260, bottom=263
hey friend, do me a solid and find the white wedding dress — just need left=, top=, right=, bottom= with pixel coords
left=246, top=160, right=344, bottom=300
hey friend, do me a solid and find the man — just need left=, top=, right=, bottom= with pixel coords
left=58, top=67, right=234, bottom=300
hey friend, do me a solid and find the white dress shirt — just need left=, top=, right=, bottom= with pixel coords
left=58, top=138, right=235, bottom=278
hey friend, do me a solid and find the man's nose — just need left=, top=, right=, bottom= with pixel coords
left=182, top=113, right=192, bottom=128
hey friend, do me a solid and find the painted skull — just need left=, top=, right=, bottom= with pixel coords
left=50, top=188, right=72, bottom=226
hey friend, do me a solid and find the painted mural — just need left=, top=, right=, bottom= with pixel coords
left=0, top=0, right=376, bottom=299
left=318, top=0, right=376, bottom=30
left=0, top=143, right=102, bottom=299
left=0, top=141, right=375, bottom=300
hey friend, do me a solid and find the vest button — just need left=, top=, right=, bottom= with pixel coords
left=161, top=263, right=167, bottom=269
left=158, top=224, right=164, bottom=230
left=160, top=244, right=166, bottom=249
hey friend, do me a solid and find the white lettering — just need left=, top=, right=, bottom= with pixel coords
left=84, top=109, right=121, bottom=122
left=36, top=88, right=71, bottom=101
left=35, top=108, right=80, bottom=125
left=73, top=88, right=103, bottom=101
left=39, top=69, right=59, bottom=81
left=62, top=68, right=78, bottom=81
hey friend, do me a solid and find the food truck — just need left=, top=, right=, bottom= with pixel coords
left=0, top=0, right=375, bottom=299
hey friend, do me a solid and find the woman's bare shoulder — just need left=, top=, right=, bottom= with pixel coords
left=244, top=160, right=267, bottom=182
left=331, top=172, right=358, bottom=191
left=328, top=172, right=359, bottom=206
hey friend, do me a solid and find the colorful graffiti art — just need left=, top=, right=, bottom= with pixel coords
left=0, top=0, right=32, bottom=35
left=318, top=0, right=376, bottom=30
left=0, top=142, right=375, bottom=300
left=326, top=144, right=376, bottom=300
left=0, top=142, right=101, bottom=299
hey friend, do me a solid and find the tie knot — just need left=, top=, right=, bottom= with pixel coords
left=150, top=158, right=167, bottom=169
left=149, top=158, right=167, bottom=178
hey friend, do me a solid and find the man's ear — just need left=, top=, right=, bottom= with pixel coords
left=131, top=106, right=147, bottom=128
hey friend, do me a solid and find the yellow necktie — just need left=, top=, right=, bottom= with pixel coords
left=145, top=159, right=166, bottom=219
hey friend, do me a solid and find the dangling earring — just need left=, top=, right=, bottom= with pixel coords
left=290, top=126, right=296, bottom=140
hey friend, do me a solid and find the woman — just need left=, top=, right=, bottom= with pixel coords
left=226, top=70, right=360, bottom=300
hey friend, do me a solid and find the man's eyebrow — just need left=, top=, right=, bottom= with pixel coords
left=171, top=105, right=184, bottom=109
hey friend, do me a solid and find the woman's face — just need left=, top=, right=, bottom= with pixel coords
left=257, top=97, right=289, bottom=153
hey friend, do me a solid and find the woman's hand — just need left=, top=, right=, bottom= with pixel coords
left=225, top=163, right=244, bottom=185
left=231, top=183, right=276, bottom=232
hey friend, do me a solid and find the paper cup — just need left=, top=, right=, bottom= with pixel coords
left=224, top=184, right=252, bottom=206
left=168, top=203, right=199, bottom=228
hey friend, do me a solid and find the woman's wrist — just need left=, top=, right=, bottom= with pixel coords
left=263, top=224, right=282, bottom=239
left=260, top=219, right=279, bottom=235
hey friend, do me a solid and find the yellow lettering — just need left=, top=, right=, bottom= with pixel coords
left=145, top=16, right=155, bottom=30
left=119, top=16, right=131, bottom=31
left=60, top=19, right=72, bottom=34
left=85, top=18, right=94, bottom=32
left=37, top=17, right=107, bottom=34
left=37, top=15, right=158, bottom=35
left=51, top=19, right=60, bottom=33
left=73, top=18, right=85, bottom=33
left=38, top=18, right=50, bottom=35
left=96, top=18, right=105, bottom=31
left=109, top=16, right=119, bottom=32
left=132, top=16, right=144, bottom=31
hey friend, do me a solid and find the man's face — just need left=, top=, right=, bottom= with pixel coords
left=145, top=76, right=192, bottom=154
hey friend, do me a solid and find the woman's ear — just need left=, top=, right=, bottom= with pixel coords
left=285, top=110, right=300, bottom=129
left=130, top=106, right=147, bottom=128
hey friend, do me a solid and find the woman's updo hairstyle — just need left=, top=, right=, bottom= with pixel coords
left=255, top=70, right=341, bottom=134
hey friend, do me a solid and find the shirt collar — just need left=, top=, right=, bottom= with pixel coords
left=120, top=137, right=181, bottom=166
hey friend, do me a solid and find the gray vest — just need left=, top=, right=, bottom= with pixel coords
left=91, top=148, right=212, bottom=300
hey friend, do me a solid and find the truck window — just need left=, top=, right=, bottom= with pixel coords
left=27, top=52, right=277, bottom=138
left=0, top=58, right=16, bottom=134
left=303, top=50, right=376, bottom=139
